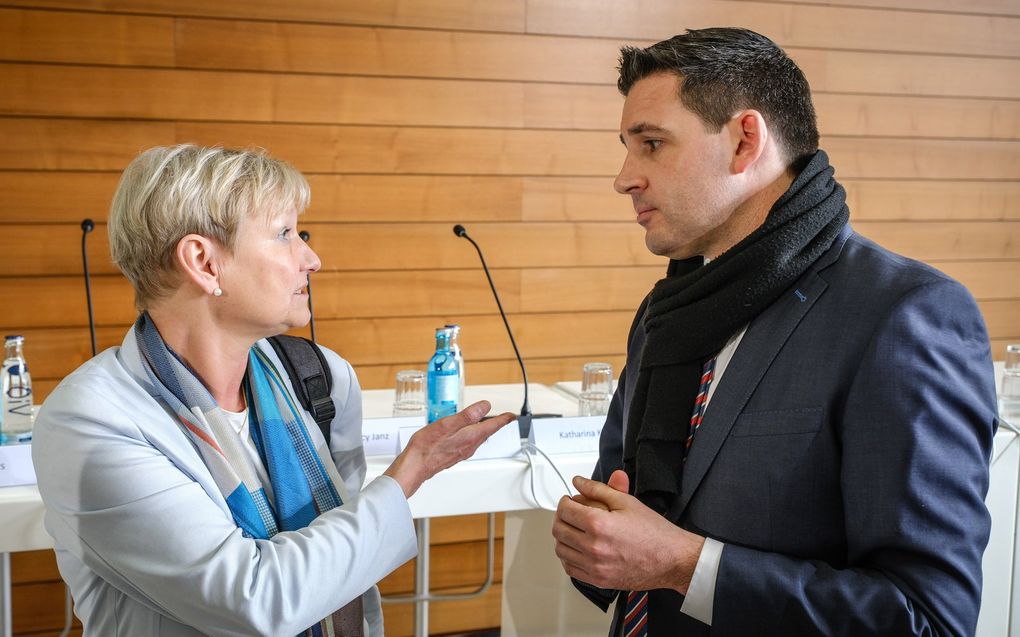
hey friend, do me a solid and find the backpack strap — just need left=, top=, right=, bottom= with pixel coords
left=265, top=335, right=335, bottom=444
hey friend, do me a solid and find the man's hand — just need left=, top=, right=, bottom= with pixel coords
left=383, top=401, right=514, bottom=498
left=552, top=469, right=705, bottom=594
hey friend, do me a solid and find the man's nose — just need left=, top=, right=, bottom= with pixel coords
left=614, top=155, right=645, bottom=194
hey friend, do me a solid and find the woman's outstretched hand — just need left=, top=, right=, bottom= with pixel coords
left=382, top=401, right=515, bottom=498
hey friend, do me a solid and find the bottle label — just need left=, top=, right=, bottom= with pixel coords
left=427, top=371, right=459, bottom=422
left=3, top=360, right=33, bottom=429
left=429, top=373, right=459, bottom=405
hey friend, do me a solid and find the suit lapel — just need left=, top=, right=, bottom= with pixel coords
left=672, top=270, right=829, bottom=521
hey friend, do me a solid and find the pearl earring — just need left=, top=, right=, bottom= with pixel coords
left=213, top=287, right=223, bottom=297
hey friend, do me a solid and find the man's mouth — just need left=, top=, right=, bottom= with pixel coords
left=635, top=207, right=656, bottom=224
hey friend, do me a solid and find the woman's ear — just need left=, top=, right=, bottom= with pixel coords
left=175, top=234, right=223, bottom=296
left=729, top=110, right=768, bottom=175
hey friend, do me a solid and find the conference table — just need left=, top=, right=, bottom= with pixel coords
left=1, top=381, right=1018, bottom=637
left=0, top=383, right=602, bottom=637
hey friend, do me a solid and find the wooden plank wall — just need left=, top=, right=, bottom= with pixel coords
left=1, top=1, right=1017, bottom=635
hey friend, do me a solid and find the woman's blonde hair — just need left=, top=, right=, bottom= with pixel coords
left=108, top=144, right=310, bottom=310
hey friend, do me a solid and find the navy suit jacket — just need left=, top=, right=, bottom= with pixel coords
left=580, top=224, right=998, bottom=636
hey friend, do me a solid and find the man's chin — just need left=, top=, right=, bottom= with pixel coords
left=645, top=237, right=697, bottom=261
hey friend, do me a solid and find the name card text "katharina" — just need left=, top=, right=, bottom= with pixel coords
left=528, top=416, right=604, bottom=454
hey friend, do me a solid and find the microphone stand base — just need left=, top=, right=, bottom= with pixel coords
left=516, top=413, right=562, bottom=439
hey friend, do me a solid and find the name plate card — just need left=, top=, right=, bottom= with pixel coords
left=397, top=416, right=523, bottom=461
left=362, top=416, right=425, bottom=457
left=528, top=416, right=604, bottom=454
left=0, top=442, right=37, bottom=487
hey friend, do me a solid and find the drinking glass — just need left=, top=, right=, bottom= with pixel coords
left=1001, top=345, right=1020, bottom=422
left=393, top=370, right=427, bottom=417
left=579, top=362, right=613, bottom=417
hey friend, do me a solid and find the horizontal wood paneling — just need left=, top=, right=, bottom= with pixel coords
left=175, top=18, right=623, bottom=85
left=7, top=220, right=1020, bottom=279
left=6, top=64, right=1020, bottom=141
left=992, top=339, right=1020, bottom=360
left=980, top=299, right=1020, bottom=338
left=0, top=7, right=173, bottom=66
left=935, top=261, right=1020, bottom=300
left=4, top=11, right=1020, bottom=103
left=0, top=118, right=622, bottom=174
left=295, top=312, right=634, bottom=365
left=11, top=581, right=76, bottom=634
left=0, top=0, right=528, bottom=31
left=854, top=221, right=1020, bottom=262
left=0, top=173, right=533, bottom=224
left=382, top=583, right=503, bottom=636
left=0, top=8, right=622, bottom=83
left=10, top=551, right=62, bottom=584
left=0, top=118, right=176, bottom=170
left=5, top=3, right=1018, bottom=62
left=0, top=276, right=134, bottom=329
left=6, top=173, right=1020, bottom=224
left=4, top=257, right=1019, bottom=333
left=844, top=181, right=1020, bottom=221
left=741, top=0, right=1020, bottom=18
left=811, top=94, right=1020, bottom=140
left=353, top=354, right=631, bottom=391
left=822, top=138, right=1020, bottom=180
left=28, top=353, right=630, bottom=399
left=427, top=513, right=506, bottom=545
left=523, top=0, right=1020, bottom=57
left=0, top=64, right=531, bottom=128
left=378, top=539, right=504, bottom=595
left=790, top=48, right=1020, bottom=99
left=4, top=118, right=1019, bottom=178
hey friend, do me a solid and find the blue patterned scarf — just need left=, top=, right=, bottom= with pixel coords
left=133, top=313, right=363, bottom=636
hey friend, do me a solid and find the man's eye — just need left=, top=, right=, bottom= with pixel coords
left=643, top=139, right=662, bottom=152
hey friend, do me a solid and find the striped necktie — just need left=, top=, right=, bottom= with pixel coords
left=623, top=356, right=717, bottom=637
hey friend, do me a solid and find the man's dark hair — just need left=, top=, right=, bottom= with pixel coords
left=618, top=27, right=818, bottom=166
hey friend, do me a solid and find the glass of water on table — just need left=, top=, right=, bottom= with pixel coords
left=579, top=362, right=613, bottom=416
left=393, top=370, right=427, bottom=417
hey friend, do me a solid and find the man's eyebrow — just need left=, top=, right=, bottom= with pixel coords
left=619, top=123, right=670, bottom=145
left=629, top=123, right=669, bottom=136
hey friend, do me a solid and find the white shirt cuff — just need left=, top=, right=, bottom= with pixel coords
left=679, top=537, right=723, bottom=625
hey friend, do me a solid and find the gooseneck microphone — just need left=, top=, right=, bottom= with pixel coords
left=299, top=230, right=317, bottom=344
left=80, top=219, right=97, bottom=357
left=453, top=224, right=539, bottom=437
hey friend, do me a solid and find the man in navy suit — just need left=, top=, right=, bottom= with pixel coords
left=552, top=28, right=997, bottom=636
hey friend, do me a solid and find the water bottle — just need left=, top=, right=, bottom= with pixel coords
left=2, top=335, right=34, bottom=443
left=445, top=324, right=466, bottom=410
left=427, top=327, right=461, bottom=423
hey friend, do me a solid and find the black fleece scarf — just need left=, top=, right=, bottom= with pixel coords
left=622, top=149, right=849, bottom=517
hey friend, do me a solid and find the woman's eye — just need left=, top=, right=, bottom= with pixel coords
left=279, top=227, right=292, bottom=240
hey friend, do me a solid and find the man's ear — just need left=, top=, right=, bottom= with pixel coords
left=729, top=110, right=768, bottom=174
left=175, top=234, right=223, bottom=295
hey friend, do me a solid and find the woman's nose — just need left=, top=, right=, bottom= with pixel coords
left=300, top=234, right=321, bottom=273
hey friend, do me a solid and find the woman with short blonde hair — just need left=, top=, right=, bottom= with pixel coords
left=34, top=144, right=511, bottom=636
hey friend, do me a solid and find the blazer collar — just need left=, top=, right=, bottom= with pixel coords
left=668, top=222, right=851, bottom=520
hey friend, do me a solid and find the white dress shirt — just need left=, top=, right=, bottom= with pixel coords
left=678, top=326, right=747, bottom=625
